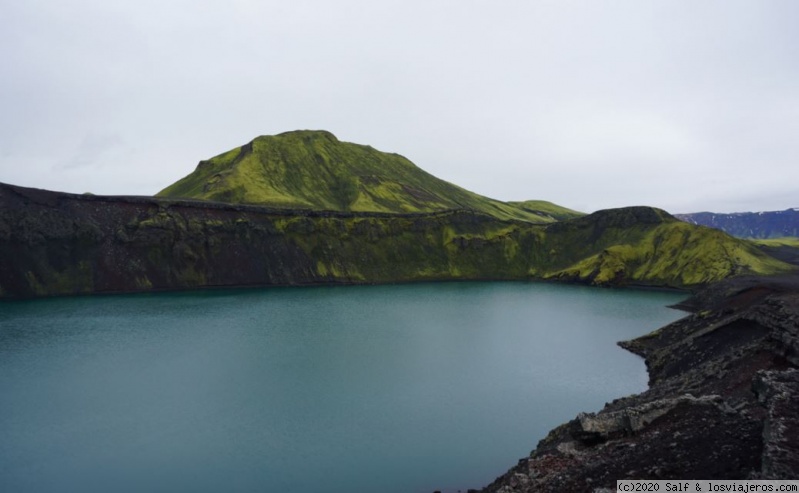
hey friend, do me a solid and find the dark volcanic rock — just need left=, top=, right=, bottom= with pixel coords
left=0, top=181, right=535, bottom=298
left=475, top=278, right=799, bottom=492
left=753, top=368, right=799, bottom=479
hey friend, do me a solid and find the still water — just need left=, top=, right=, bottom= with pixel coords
left=0, top=282, right=685, bottom=493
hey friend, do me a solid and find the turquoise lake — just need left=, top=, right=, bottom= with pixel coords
left=0, top=282, right=685, bottom=493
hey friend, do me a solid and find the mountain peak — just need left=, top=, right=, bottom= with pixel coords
left=586, top=206, right=673, bottom=224
left=547, top=206, right=673, bottom=234
left=157, top=131, right=574, bottom=223
left=271, top=129, right=339, bottom=142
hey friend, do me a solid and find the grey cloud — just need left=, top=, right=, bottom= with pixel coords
left=60, top=134, right=126, bottom=170
left=1, top=0, right=797, bottom=213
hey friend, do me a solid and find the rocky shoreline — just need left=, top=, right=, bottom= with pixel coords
left=472, top=274, right=799, bottom=492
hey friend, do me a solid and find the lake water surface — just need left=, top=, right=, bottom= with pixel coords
left=0, top=282, right=685, bottom=493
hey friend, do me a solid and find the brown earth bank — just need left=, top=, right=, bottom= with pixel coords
left=470, top=274, right=799, bottom=493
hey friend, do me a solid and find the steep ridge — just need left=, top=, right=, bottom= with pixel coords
left=156, top=130, right=565, bottom=223
left=0, top=182, right=791, bottom=298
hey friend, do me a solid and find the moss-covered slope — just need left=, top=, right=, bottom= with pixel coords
left=752, top=237, right=799, bottom=248
left=539, top=207, right=791, bottom=286
left=507, top=200, right=585, bottom=221
left=1, top=183, right=792, bottom=298
left=157, top=130, right=564, bottom=223
left=750, top=237, right=799, bottom=267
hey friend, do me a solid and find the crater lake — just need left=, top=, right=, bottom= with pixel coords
left=0, top=282, right=685, bottom=493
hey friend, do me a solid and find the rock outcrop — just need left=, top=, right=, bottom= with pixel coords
left=753, top=368, right=799, bottom=479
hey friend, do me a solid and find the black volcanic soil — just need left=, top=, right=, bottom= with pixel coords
left=472, top=275, right=799, bottom=492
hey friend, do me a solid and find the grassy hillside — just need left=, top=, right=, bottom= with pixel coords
left=157, top=130, right=562, bottom=223
left=749, top=237, right=799, bottom=267
left=751, top=237, right=799, bottom=248
left=507, top=200, right=585, bottom=221
left=537, top=208, right=792, bottom=286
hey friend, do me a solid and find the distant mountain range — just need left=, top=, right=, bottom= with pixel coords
left=676, top=209, right=799, bottom=239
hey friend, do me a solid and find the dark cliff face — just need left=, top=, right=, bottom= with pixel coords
left=677, top=209, right=799, bottom=239
left=0, top=183, right=496, bottom=297
left=0, top=183, right=791, bottom=299
left=0, top=182, right=533, bottom=298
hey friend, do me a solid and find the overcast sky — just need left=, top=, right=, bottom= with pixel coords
left=1, top=1, right=797, bottom=214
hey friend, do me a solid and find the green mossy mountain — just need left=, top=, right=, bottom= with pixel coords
left=540, top=207, right=791, bottom=285
left=157, top=130, right=575, bottom=223
left=0, top=182, right=792, bottom=298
